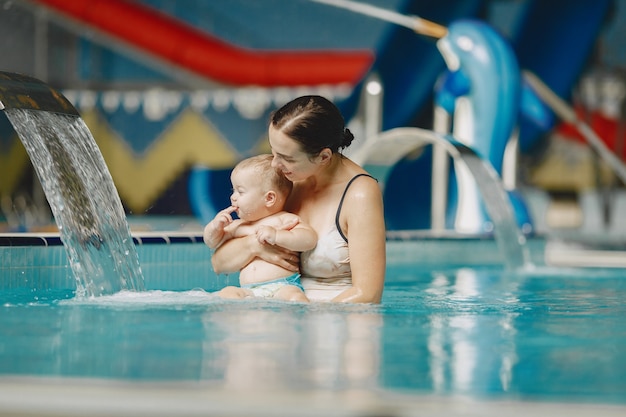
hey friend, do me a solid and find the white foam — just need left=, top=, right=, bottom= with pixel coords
left=60, top=289, right=220, bottom=308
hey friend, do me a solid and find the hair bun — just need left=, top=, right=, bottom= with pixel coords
left=342, top=128, right=355, bottom=149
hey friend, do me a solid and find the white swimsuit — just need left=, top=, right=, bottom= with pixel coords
left=300, top=174, right=375, bottom=301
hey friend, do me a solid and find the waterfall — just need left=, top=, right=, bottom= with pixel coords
left=1, top=72, right=145, bottom=297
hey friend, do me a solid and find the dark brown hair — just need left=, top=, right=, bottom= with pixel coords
left=270, top=95, right=354, bottom=157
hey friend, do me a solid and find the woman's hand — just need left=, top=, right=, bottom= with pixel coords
left=254, top=237, right=300, bottom=272
left=211, top=233, right=300, bottom=274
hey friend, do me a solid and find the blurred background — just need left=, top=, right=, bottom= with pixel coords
left=1, top=0, right=625, bottom=235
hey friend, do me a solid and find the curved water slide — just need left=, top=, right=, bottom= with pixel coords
left=27, top=0, right=375, bottom=87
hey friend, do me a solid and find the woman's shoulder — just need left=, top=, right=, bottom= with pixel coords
left=334, top=159, right=378, bottom=195
left=345, top=170, right=380, bottom=195
left=333, top=173, right=381, bottom=220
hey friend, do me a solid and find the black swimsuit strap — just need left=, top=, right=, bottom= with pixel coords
left=335, top=173, right=376, bottom=243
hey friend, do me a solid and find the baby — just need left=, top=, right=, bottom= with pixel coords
left=204, top=154, right=316, bottom=302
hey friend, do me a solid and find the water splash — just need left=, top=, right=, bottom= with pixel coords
left=4, top=108, right=145, bottom=297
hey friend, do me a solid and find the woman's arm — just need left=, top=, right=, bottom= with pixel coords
left=332, top=178, right=386, bottom=304
left=211, top=234, right=301, bottom=274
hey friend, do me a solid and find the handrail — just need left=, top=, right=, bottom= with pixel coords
left=523, top=70, right=626, bottom=185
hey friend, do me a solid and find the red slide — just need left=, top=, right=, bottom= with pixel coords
left=31, top=0, right=374, bottom=86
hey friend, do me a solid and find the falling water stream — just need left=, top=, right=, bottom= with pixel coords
left=3, top=108, right=145, bottom=297
left=453, top=143, right=531, bottom=269
left=353, top=128, right=531, bottom=270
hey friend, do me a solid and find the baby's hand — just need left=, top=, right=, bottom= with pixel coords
left=280, top=215, right=300, bottom=231
left=256, top=225, right=277, bottom=245
left=213, top=206, right=237, bottom=229
left=204, top=206, right=237, bottom=249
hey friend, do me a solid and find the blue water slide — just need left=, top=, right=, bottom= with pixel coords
left=512, top=0, right=614, bottom=152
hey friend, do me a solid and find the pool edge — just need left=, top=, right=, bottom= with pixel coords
left=0, top=376, right=624, bottom=417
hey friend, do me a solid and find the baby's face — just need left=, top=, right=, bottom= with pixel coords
left=229, top=168, right=267, bottom=222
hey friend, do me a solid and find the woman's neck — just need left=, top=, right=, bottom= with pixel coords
left=306, top=154, right=346, bottom=192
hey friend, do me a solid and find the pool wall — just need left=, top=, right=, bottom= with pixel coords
left=0, top=232, right=237, bottom=292
left=1, top=231, right=550, bottom=293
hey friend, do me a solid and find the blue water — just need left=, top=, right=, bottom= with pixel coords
left=1, top=264, right=625, bottom=405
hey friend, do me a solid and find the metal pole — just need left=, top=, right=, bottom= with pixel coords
left=431, top=106, right=450, bottom=231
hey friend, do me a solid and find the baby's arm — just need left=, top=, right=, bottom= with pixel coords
left=256, top=213, right=317, bottom=252
left=230, top=222, right=258, bottom=239
left=203, top=206, right=239, bottom=249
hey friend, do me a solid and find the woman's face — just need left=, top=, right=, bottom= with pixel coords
left=268, top=125, right=318, bottom=182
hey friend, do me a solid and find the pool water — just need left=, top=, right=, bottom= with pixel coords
left=2, top=262, right=625, bottom=407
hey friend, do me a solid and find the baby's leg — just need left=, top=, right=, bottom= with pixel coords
left=218, top=286, right=253, bottom=299
left=274, top=285, right=309, bottom=303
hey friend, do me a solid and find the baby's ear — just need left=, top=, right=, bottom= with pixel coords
left=264, top=190, right=277, bottom=207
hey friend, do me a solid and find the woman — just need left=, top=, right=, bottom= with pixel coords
left=211, top=95, right=386, bottom=303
